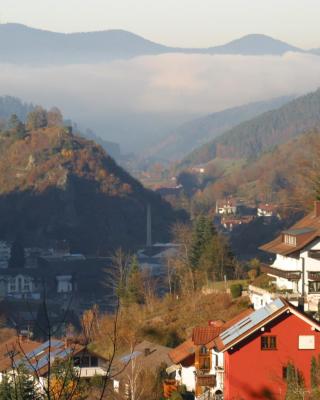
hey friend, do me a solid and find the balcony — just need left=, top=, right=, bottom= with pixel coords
left=78, top=367, right=107, bottom=378
left=261, top=264, right=301, bottom=281
left=196, top=374, right=216, bottom=388
left=308, top=272, right=320, bottom=281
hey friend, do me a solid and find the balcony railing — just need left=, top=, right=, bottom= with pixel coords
left=261, top=264, right=301, bottom=281
left=196, top=374, right=216, bottom=387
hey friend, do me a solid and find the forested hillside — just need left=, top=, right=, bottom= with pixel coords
left=180, top=88, right=320, bottom=168
left=196, top=130, right=320, bottom=213
left=0, top=110, right=185, bottom=253
left=149, top=96, right=293, bottom=161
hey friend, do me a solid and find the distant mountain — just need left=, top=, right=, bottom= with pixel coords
left=0, top=126, right=185, bottom=253
left=149, top=96, right=294, bottom=161
left=83, top=129, right=121, bottom=160
left=0, top=24, right=307, bottom=64
left=180, top=88, right=320, bottom=169
left=0, top=23, right=170, bottom=64
left=207, top=34, right=301, bottom=55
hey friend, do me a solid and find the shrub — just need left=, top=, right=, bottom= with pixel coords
left=230, top=283, right=242, bottom=298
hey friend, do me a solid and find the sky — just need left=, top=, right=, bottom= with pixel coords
left=1, top=0, right=320, bottom=49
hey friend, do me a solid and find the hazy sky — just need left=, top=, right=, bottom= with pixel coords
left=1, top=0, right=320, bottom=49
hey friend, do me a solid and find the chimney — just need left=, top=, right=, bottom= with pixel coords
left=297, top=297, right=305, bottom=313
left=144, top=348, right=151, bottom=357
left=208, top=320, right=224, bottom=327
left=315, top=201, right=320, bottom=218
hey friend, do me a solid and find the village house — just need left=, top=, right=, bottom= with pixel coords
left=0, top=336, right=108, bottom=390
left=215, top=199, right=238, bottom=215
left=167, top=298, right=320, bottom=400
left=257, top=203, right=278, bottom=218
left=260, top=201, right=320, bottom=311
left=112, top=340, right=172, bottom=397
left=221, top=215, right=255, bottom=232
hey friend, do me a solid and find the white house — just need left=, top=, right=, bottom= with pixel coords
left=215, top=198, right=238, bottom=215
left=257, top=203, right=277, bottom=217
left=260, top=201, right=320, bottom=311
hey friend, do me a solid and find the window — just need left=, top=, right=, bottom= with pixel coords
left=298, top=335, right=315, bottom=350
left=309, top=281, right=320, bottom=293
left=90, top=356, right=98, bottom=367
left=282, top=366, right=288, bottom=380
left=261, top=336, right=277, bottom=350
left=199, top=357, right=210, bottom=371
left=284, top=235, right=296, bottom=246
left=81, top=356, right=90, bottom=367
left=200, top=346, right=208, bottom=355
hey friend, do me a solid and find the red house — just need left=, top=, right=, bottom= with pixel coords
left=167, top=298, right=320, bottom=400
left=215, top=298, right=320, bottom=400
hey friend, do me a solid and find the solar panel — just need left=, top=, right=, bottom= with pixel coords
left=221, top=298, right=285, bottom=346
left=55, top=348, right=73, bottom=359
left=34, top=354, right=50, bottom=370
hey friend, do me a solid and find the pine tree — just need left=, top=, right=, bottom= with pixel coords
left=125, top=255, right=145, bottom=305
left=0, top=374, right=14, bottom=400
left=15, top=366, right=41, bottom=400
left=0, top=367, right=41, bottom=400
left=189, top=215, right=215, bottom=270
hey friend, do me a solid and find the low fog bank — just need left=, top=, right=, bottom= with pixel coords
left=0, top=52, right=319, bottom=153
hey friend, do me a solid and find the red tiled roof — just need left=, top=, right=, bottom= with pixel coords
left=192, top=326, right=222, bottom=345
left=169, top=338, right=195, bottom=364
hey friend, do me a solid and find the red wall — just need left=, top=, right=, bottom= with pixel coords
left=224, top=312, right=320, bottom=400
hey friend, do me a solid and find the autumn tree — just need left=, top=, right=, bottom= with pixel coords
left=50, top=359, right=88, bottom=400
left=26, top=106, right=48, bottom=130
left=47, top=107, right=63, bottom=128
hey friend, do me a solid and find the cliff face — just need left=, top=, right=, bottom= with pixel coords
left=0, top=127, right=185, bottom=253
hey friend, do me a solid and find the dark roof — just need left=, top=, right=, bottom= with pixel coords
left=0, top=338, right=42, bottom=372
left=113, top=340, right=171, bottom=381
left=283, top=228, right=315, bottom=235
left=260, top=203, right=320, bottom=256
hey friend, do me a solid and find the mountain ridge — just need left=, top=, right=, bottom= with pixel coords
left=147, top=95, right=295, bottom=161
left=179, top=88, right=320, bottom=169
left=0, top=23, right=313, bottom=64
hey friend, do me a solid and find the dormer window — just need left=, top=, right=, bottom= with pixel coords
left=284, top=234, right=296, bottom=247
